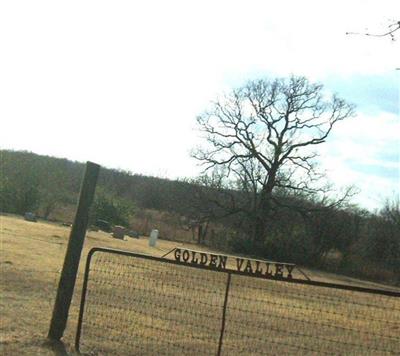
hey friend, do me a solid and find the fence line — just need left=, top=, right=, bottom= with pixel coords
left=75, top=247, right=400, bottom=355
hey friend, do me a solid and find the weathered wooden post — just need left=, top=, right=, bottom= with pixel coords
left=48, top=161, right=100, bottom=340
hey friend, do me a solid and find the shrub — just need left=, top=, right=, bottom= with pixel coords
left=90, top=188, right=135, bottom=227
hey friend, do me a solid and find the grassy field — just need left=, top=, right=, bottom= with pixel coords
left=80, top=251, right=400, bottom=355
left=1, top=214, right=399, bottom=355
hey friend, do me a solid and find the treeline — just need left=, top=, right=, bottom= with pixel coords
left=0, top=150, right=182, bottom=216
left=1, top=149, right=399, bottom=284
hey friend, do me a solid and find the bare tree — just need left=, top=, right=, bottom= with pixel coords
left=193, top=76, right=355, bottom=244
left=346, top=19, right=400, bottom=41
left=185, top=169, right=244, bottom=244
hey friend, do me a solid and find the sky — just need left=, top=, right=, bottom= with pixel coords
left=0, top=0, right=399, bottom=211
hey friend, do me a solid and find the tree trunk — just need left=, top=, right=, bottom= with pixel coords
left=197, top=224, right=203, bottom=244
left=197, top=222, right=209, bottom=244
left=44, top=202, right=55, bottom=220
left=252, top=172, right=276, bottom=245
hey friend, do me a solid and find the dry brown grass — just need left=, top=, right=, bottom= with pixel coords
left=0, top=213, right=205, bottom=355
left=80, top=251, right=400, bottom=355
left=1, top=214, right=399, bottom=355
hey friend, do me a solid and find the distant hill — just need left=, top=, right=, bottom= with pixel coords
left=0, top=149, right=196, bottom=216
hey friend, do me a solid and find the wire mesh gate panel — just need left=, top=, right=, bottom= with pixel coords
left=76, top=249, right=227, bottom=355
left=76, top=248, right=400, bottom=355
left=223, top=275, right=400, bottom=355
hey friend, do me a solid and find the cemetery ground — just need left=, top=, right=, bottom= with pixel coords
left=1, top=214, right=399, bottom=355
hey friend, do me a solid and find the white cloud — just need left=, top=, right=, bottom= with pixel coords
left=320, top=111, right=399, bottom=209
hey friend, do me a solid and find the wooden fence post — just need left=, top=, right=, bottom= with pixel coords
left=48, top=161, right=100, bottom=340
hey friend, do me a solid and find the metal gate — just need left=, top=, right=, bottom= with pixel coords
left=75, top=247, right=400, bottom=355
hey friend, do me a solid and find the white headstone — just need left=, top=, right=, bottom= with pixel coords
left=149, top=229, right=159, bottom=247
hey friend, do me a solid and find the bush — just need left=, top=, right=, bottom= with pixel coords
left=91, top=188, right=135, bottom=227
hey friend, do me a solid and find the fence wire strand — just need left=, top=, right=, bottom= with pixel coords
left=77, top=250, right=400, bottom=355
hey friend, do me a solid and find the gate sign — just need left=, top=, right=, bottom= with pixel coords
left=173, top=248, right=295, bottom=279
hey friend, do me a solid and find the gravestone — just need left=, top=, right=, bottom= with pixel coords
left=112, top=226, right=125, bottom=240
left=149, top=229, right=159, bottom=247
left=24, top=212, right=37, bottom=222
left=96, top=219, right=111, bottom=232
left=128, top=230, right=140, bottom=238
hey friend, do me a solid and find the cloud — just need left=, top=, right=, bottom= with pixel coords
left=324, top=72, right=399, bottom=115
left=320, top=111, right=399, bottom=209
